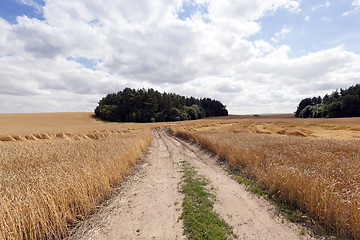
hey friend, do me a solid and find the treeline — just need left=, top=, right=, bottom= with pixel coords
left=94, top=88, right=228, bottom=122
left=295, top=84, right=360, bottom=118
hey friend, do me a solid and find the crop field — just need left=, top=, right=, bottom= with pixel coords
left=0, top=113, right=152, bottom=239
left=168, top=115, right=360, bottom=239
left=1, top=113, right=360, bottom=239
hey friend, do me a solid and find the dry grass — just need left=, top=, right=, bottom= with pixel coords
left=0, top=113, right=152, bottom=239
left=168, top=115, right=360, bottom=239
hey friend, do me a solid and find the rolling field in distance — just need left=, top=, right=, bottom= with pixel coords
left=1, top=112, right=360, bottom=239
left=168, top=115, right=360, bottom=239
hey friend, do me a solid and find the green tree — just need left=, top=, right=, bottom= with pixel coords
left=326, top=102, right=342, bottom=118
left=342, top=95, right=360, bottom=117
left=299, top=105, right=313, bottom=118
left=94, top=88, right=228, bottom=122
left=295, top=83, right=360, bottom=118
left=295, top=98, right=313, bottom=117
left=186, top=107, right=198, bottom=120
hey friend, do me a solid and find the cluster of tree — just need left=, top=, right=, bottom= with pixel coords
left=295, top=84, right=360, bottom=118
left=94, top=88, right=228, bottom=122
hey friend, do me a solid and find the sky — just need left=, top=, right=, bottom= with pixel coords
left=0, top=0, right=360, bottom=114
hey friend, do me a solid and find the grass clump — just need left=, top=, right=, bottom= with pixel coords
left=180, top=161, right=237, bottom=240
left=226, top=169, right=266, bottom=198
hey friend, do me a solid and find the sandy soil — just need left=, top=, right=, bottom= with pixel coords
left=70, top=129, right=314, bottom=240
left=69, top=130, right=185, bottom=240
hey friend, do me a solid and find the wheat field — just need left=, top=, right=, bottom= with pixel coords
left=168, top=115, right=360, bottom=239
left=0, top=113, right=152, bottom=239
left=1, top=113, right=360, bottom=239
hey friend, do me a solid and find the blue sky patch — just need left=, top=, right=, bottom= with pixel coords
left=251, top=0, right=360, bottom=57
left=0, top=0, right=44, bottom=23
left=67, top=57, right=101, bottom=71
left=177, top=0, right=209, bottom=22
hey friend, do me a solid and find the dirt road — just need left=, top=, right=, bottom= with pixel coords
left=70, top=129, right=314, bottom=240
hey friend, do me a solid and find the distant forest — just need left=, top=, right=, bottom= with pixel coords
left=95, top=88, right=228, bottom=122
left=295, top=84, right=360, bottom=118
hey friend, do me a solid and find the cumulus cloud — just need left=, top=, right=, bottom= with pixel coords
left=0, top=0, right=360, bottom=114
left=253, top=40, right=275, bottom=55
left=248, top=47, right=358, bottom=78
left=11, top=16, right=68, bottom=58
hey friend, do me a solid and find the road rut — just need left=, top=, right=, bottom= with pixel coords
left=70, top=129, right=314, bottom=240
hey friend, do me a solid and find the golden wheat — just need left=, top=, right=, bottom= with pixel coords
left=0, top=126, right=151, bottom=239
left=169, top=118, right=360, bottom=239
left=1, top=112, right=359, bottom=239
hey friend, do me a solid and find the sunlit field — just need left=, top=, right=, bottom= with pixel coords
left=168, top=114, right=360, bottom=239
left=1, top=113, right=360, bottom=239
left=0, top=113, right=152, bottom=239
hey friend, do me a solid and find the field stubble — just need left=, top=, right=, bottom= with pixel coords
left=169, top=117, right=360, bottom=239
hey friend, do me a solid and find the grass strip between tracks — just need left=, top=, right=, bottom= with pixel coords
left=180, top=160, right=237, bottom=240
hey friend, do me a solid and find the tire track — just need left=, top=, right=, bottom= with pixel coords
left=70, top=129, right=185, bottom=240
left=160, top=129, right=315, bottom=240
left=71, top=129, right=314, bottom=240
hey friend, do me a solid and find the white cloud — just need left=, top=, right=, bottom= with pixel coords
left=253, top=40, right=275, bottom=55
left=311, top=1, right=330, bottom=11
left=1, top=0, right=360, bottom=114
left=0, top=19, right=18, bottom=56
left=271, top=27, right=292, bottom=43
left=245, top=46, right=360, bottom=89
left=342, top=0, right=360, bottom=16
left=354, top=0, right=360, bottom=6
left=305, top=15, right=310, bottom=21
left=0, top=55, right=117, bottom=95
left=11, top=16, right=68, bottom=58
left=15, top=0, right=43, bottom=13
